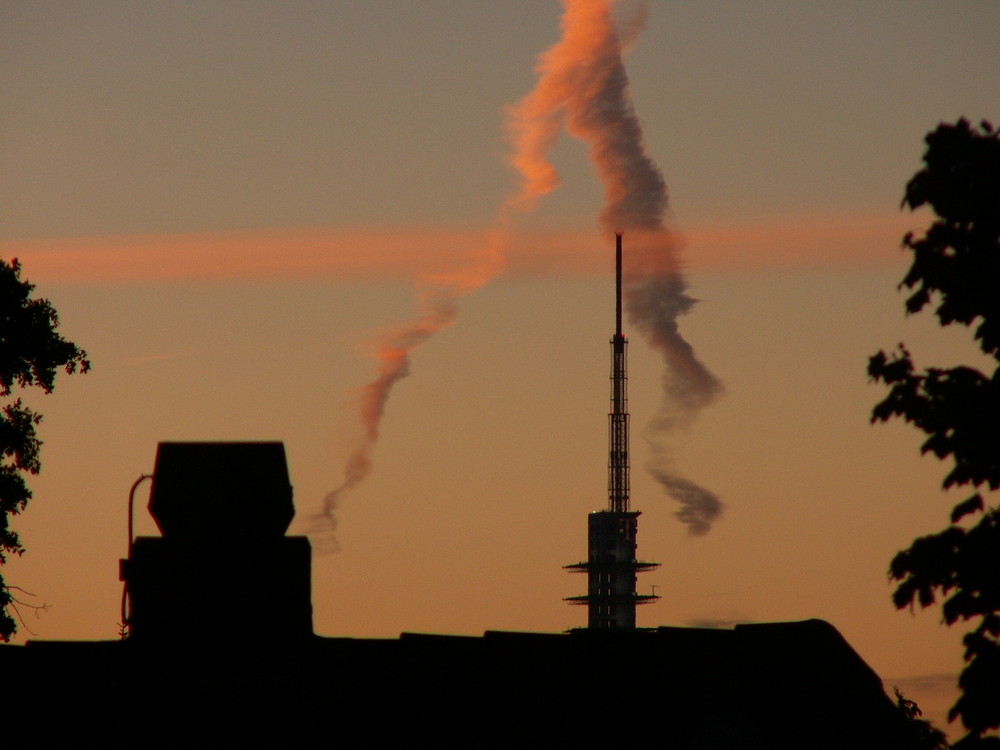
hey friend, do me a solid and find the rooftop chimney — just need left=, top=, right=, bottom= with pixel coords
left=121, top=442, right=312, bottom=642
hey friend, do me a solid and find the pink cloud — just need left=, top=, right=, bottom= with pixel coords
left=1, top=212, right=916, bottom=285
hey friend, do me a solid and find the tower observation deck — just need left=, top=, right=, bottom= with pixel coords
left=565, top=233, right=659, bottom=630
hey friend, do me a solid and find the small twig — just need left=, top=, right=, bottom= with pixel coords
left=5, top=585, right=38, bottom=597
left=3, top=585, right=49, bottom=636
left=5, top=600, right=38, bottom=636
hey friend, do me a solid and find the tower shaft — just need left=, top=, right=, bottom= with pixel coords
left=565, top=233, right=659, bottom=629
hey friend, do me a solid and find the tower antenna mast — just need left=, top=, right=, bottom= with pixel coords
left=609, top=232, right=629, bottom=513
left=565, top=233, right=660, bottom=629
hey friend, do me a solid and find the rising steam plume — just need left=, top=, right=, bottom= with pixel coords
left=316, top=0, right=721, bottom=547
left=314, top=114, right=552, bottom=547
left=313, top=237, right=504, bottom=550
left=506, top=0, right=723, bottom=534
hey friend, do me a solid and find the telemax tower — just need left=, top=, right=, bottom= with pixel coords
left=565, top=233, right=659, bottom=629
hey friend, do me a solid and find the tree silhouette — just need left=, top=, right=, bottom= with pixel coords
left=869, top=119, right=1000, bottom=748
left=0, top=258, right=90, bottom=641
left=895, top=687, right=951, bottom=750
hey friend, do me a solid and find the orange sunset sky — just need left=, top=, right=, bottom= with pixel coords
left=3, top=0, right=998, bottom=734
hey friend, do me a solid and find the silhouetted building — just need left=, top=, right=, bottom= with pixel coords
left=8, top=623, right=926, bottom=747
left=566, top=233, right=658, bottom=628
left=2, top=440, right=929, bottom=748
left=121, top=442, right=312, bottom=642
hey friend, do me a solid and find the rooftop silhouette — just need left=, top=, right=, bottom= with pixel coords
left=2, top=441, right=931, bottom=748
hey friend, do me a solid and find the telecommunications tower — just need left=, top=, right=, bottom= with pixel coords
left=565, top=232, right=659, bottom=629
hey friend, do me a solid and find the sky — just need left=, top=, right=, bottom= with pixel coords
left=2, top=0, right=999, bottom=735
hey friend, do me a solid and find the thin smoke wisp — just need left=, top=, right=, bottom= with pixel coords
left=313, top=243, right=502, bottom=550
left=313, top=53, right=568, bottom=548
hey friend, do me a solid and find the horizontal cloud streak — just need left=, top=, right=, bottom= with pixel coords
left=2, top=213, right=915, bottom=285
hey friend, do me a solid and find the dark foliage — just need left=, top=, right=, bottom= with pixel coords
left=0, top=258, right=89, bottom=641
left=895, top=687, right=951, bottom=750
left=869, top=119, right=1000, bottom=747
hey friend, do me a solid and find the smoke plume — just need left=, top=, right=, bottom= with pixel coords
left=313, top=237, right=504, bottom=550
left=316, top=0, right=721, bottom=546
left=314, top=288, right=454, bottom=550
left=507, top=0, right=723, bottom=534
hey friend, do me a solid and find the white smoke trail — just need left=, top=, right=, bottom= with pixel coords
left=507, top=0, right=723, bottom=534
left=312, top=237, right=503, bottom=550
left=316, top=0, right=721, bottom=547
